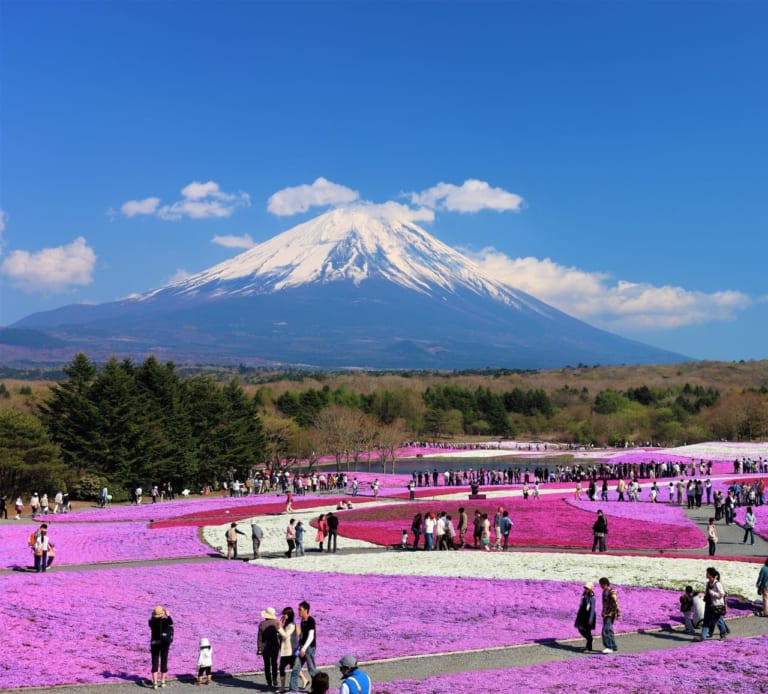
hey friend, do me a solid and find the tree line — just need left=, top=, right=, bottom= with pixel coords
left=2, top=353, right=768, bottom=499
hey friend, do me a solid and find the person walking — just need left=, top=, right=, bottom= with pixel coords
left=315, top=513, right=328, bottom=552
left=694, top=567, right=729, bottom=641
left=148, top=605, right=173, bottom=689
left=31, top=523, right=50, bottom=572
left=575, top=582, right=597, bottom=651
left=410, top=512, right=422, bottom=549
left=742, top=506, right=756, bottom=545
left=225, top=522, right=245, bottom=560
left=277, top=607, right=301, bottom=693
left=458, top=507, right=468, bottom=548
left=707, top=517, right=718, bottom=556
left=500, top=510, right=513, bottom=551
left=326, top=512, right=339, bottom=553
left=599, top=577, right=620, bottom=654
left=756, top=558, right=768, bottom=617
left=592, top=510, right=608, bottom=553
left=289, top=600, right=317, bottom=692
left=251, top=522, right=264, bottom=559
left=337, top=654, right=371, bottom=694
left=257, top=607, right=280, bottom=690
left=295, top=521, right=306, bottom=557
left=285, top=519, right=297, bottom=557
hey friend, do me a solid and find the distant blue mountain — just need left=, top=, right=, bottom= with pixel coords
left=7, top=207, right=689, bottom=368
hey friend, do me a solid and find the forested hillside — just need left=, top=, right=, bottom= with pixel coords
left=1, top=355, right=767, bottom=499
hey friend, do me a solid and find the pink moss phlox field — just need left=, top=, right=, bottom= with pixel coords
left=0, top=522, right=209, bottom=568
left=567, top=498, right=700, bottom=525
left=38, top=494, right=327, bottom=524
left=336, top=496, right=706, bottom=550
left=0, top=563, right=708, bottom=688
left=374, top=633, right=768, bottom=693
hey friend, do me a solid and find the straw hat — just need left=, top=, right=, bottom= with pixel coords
left=260, top=606, right=277, bottom=620
left=152, top=605, right=165, bottom=617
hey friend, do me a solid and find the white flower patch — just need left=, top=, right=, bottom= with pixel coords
left=201, top=508, right=764, bottom=601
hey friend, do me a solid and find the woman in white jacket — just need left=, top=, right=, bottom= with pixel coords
left=277, top=607, right=307, bottom=692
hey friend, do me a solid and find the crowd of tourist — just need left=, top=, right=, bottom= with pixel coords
left=146, top=599, right=371, bottom=693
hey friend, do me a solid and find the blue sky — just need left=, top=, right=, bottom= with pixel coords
left=1, top=1, right=766, bottom=362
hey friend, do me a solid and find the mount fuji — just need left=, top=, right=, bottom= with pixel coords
left=6, top=206, right=688, bottom=369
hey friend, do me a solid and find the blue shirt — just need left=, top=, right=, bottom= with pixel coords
left=339, top=668, right=371, bottom=694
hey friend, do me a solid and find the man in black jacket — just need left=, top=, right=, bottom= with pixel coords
left=326, top=512, right=339, bottom=553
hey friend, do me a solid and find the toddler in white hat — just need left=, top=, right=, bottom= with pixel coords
left=197, top=638, right=213, bottom=685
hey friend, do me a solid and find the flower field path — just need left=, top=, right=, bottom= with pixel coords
left=12, top=611, right=768, bottom=694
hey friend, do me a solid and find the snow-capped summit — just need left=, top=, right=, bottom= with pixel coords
left=145, top=205, right=536, bottom=313
left=9, top=207, right=689, bottom=369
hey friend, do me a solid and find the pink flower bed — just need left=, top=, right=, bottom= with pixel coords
left=375, top=634, right=768, bottom=693
left=333, top=497, right=706, bottom=550
left=567, top=498, right=699, bottom=524
left=0, top=522, right=210, bottom=568
left=0, top=562, right=712, bottom=688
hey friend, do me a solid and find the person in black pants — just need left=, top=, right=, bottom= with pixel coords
left=148, top=605, right=173, bottom=689
left=326, top=512, right=339, bottom=553
left=257, top=607, right=280, bottom=690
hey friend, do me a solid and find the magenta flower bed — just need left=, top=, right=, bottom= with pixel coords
left=39, top=494, right=309, bottom=523
left=375, top=634, right=768, bottom=693
left=335, top=496, right=706, bottom=550
left=0, top=522, right=210, bottom=568
left=0, top=562, right=703, bottom=688
left=567, top=498, right=700, bottom=525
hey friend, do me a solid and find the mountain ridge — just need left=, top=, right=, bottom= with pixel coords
left=6, top=207, right=689, bottom=369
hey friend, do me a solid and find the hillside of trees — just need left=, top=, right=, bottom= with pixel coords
left=1, top=355, right=767, bottom=500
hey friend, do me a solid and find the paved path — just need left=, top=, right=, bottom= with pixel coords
left=14, top=614, right=768, bottom=693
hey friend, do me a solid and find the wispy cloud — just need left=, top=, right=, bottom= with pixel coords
left=121, top=197, right=161, bottom=217
left=0, top=208, right=7, bottom=234
left=410, top=179, right=524, bottom=213
left=117, top=181, right=250, bottom=221
left=211, top=234, right=256, bottom=249
left=1, top=236, right=96, bottom=291
left=267, top=177, right=360, bottom=216
left=468, top=247, right=753, bottom=330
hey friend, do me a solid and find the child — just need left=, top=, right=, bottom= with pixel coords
left=46, top=542, right=56, bottom=568
left=680, top=586, right=695, bottom=634
left=401, top=530, right=408, bottom=549
left=197, top=637, right=213, bottom=685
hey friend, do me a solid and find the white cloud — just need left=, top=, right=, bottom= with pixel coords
left=118, top=182, right=250, bottom=221
left=468, top=247, right=753, bottom=330
left=121, top=197, right=161, bottom=217
left=347, top=201, right=435, bottom=224
left=211, top=234, right=256, bottom=249
left=1, top=236, right=96, bottom=291
left=410, top=179, right=524, bottom=213
left=181, top=181, right=226, bottom=200
left=267, top=177, right=359, bottom=216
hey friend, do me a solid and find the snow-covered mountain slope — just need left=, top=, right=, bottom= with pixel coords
left=139, top=206, right=544, bottom=314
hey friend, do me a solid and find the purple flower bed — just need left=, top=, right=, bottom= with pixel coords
left=567, top=498, right=698, bottom=525
left=375, top=634, right=768, bottom=693
left=0, top=563, right=708, bottom=688
left=0, top=522, right=209, bottom=568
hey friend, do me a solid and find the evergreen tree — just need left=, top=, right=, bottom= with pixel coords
left=0, top=408, right=66, bottom=495
left=38, top=353, right=99, bottom=474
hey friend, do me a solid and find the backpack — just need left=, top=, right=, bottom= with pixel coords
left=161, top=623, right=174, bottom=645
left=28, top=532, right=37, bottom=547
